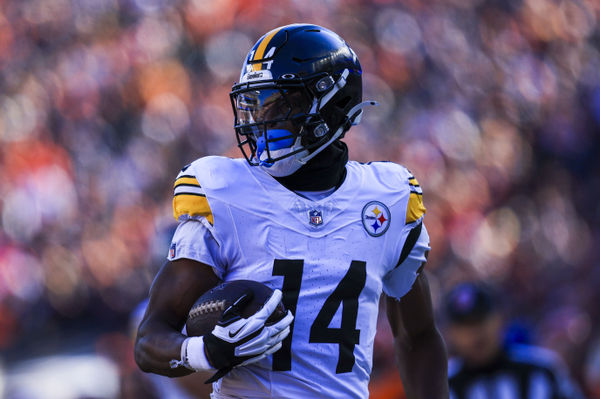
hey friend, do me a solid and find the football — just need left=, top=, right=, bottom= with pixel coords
left=186, top=280, right=286, bottom=337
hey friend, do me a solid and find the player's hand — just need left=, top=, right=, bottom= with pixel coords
left=203, top=289, right=293, bottom=380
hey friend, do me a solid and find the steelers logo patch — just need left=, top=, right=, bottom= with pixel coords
left=361, top=201, right=391, bottom=237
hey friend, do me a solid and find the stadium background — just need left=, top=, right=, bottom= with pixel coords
left=0, top=0, right=599, bottom=397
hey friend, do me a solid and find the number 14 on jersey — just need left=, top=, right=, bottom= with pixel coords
left=272, top=259, right=367, bottom=373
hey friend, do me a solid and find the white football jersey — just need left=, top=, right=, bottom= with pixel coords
left=168, top=156, right=430, bottom=399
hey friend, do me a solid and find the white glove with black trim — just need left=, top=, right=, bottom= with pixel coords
left=173, top=289, right=293, bottom=383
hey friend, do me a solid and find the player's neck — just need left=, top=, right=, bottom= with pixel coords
left=275, top=140, right=348, bottom=192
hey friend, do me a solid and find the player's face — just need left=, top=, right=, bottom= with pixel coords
left=234, top=88, right=312, bottom=138
left=447, top=313, right=503, bottom=366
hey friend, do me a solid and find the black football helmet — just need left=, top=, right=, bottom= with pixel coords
left=230, top=24, right=376, bottom=170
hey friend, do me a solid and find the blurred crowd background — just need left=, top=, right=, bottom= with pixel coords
left=0, top=0, right=599, bottom=397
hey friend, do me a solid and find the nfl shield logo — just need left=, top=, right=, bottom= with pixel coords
left=308, top=209, right=323, bottom=226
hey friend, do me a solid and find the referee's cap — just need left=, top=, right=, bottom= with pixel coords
left=444, top=282, right=498, bottom=324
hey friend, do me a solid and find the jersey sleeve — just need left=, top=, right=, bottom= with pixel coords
left=383, top=171, right=429, bottom=299
left=382, top=223, right=430, bottom=299
left=172, top=168, right=213, bottom=225
left=167, top=219, right=225, bottom=279
left=405, top=174, right=426, bottom=224
left=168, top=165, right=225, bottom=278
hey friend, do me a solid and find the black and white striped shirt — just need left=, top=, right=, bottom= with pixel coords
left=449, top=345, right=583, bottom=399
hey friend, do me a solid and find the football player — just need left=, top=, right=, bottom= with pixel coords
left=135, top=24, right=449, bottom=398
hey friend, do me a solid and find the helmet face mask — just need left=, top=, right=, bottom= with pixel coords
left=229, top=24, right=365, bottom=174
left=230, top=72, right=342, bottom=166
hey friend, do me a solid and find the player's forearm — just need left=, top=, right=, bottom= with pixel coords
left=394, top=325, right=449, bottom=399
left=134, top=320, right=193, bottom=377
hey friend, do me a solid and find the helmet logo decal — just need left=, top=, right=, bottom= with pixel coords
left=250, top=27, right=282, bottom=71
left=261, top=47, right=276, bottom=70
left=361, top=201, right=391, bottom=237
left=247, top=47, right=276, bottom=70
left=241, top=69, right=273, bottom=83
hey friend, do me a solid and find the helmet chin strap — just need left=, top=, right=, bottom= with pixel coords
left=258, top=135, right=309, bottom=177
left=298, top=100, right=378, bottom=165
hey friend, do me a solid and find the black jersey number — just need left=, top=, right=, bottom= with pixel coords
left=272, top=259, right=367, bottom=373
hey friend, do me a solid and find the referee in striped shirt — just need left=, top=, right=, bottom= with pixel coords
left=444, top=282, right=583, bottom=399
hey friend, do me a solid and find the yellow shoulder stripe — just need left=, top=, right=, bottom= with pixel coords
left=173, top=194, right=214, bottom=225
left=408, top=177, right=419, bottom=187
left=174, top=176, right=200, bottom=188
left=406, top=192, right=426, bottom=224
